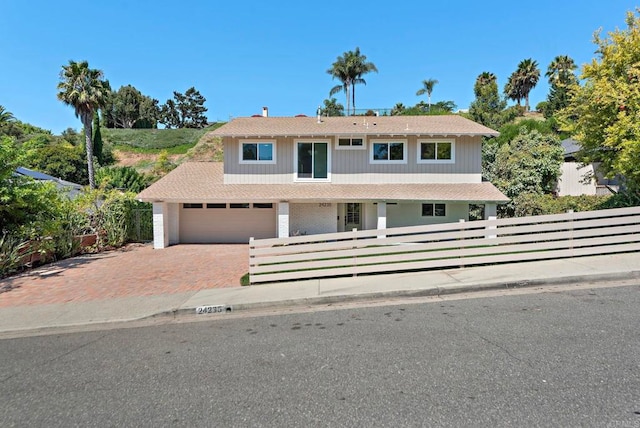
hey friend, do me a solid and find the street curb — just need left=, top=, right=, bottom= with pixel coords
left=152, top=270, right=640, bottom=320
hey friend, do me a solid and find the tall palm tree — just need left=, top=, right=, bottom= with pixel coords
left=347, top=47, right=378, bottom=115
left=57, top=60, right=110, bottom=189
left=0, top=105, right=16, bottom=125
left=546, top=55, right=577, bottom=85
left=515, top=58, right=540, bottom=111
left=327, top=53, right=351, bottom=115
left=416, top=78, right=439, bottom=111
left=504, top=75, right=523, bottom=106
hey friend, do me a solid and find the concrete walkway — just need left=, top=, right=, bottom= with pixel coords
left=0, top=251, right=638, bottom=336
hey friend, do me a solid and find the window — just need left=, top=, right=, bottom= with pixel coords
left=206, top=203, right=226, bottom=209
left=230, top=203, right=250, bottom=209
left=183, top=203, right=203, bottom=209
left=253, top=203, right=273, bottom=209
left=240, top=141, right=275, bottom=164
left=295, top=141, right=330, bottom=181
left=337, top=137, right=365, bottom=150
left=370, top=140, right=407, bottom=163
left=418, top=140, right=455, bottom=163
left=422, top=203, right=446, bottom=217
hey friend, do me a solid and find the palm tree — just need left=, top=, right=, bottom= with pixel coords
left=347, top=47, right=378, bottom=115
left=515, top=58, right=540, bottom=111
left=416, top=78, right=439, bottom=111
left=391, top=102, right=406, bottom=115
left=57, top=60, right=110, bottom=189
left=504, top=75, right=523, bottom=106
left=327, top=53, right=351, bottom=115
left=546, top=55, right=577, bottom=85
left=0, top=105, right=16, bottom=126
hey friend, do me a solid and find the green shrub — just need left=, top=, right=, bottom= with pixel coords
left=511, top=193, right=612, bottom=217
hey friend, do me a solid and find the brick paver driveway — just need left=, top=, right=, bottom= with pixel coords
left=0, top=244, right=248, bottom=307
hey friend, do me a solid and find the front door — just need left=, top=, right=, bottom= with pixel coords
left=345, top=203, right=362, bottom=230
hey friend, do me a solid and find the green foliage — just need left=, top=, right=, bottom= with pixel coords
left=96, top=166, right=151, bottom=193
left=23, top=142, right=88, bottom=184
left=495, top=118, right=556, bottom=145
left=504, top=58, right=541, bottom=111
left=0, top=137, right=64, bottom=235
left=327, top=47, right=378, bottom=115
left=160, top=87, right=208, bottom=128
left=511, top=193, right=611, bottom=217
left=416, top=78, right=439, bottom=111
left=101, top=125, right=216, bottom=150
left=152, top=150, right=177, bottom=177
left=561, top=9, right=640, bottom=190
left=469, top=73, right=516, bottom=129
left=103, top=85, right=160, bottom=129
left=93, top=111, right=105, bottom=165
left=0, top=233, right=32, bottom=278
left=319, top=98, right=345, bottom=116
left=57, top=60, right=110, bottom=189
left=485, top=128, right=564, bottom=216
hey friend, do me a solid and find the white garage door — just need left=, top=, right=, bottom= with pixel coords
left=179, top=203, right=276, bottom=243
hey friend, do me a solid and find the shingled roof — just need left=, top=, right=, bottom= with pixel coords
left=138, top=162, right=509, bottom=203
left=207, top=115, right=499, bottom=138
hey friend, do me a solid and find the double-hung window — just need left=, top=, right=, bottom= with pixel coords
left=418, top=139, right=455, bottom=163
left=240, top=141, right=276, bottom=164
left=370, top=140, right=407, bottom=164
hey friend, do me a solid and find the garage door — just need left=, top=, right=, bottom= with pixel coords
left=179, top=203, right=276, bottom=243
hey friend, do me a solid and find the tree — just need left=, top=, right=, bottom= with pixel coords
left=57, top=60, right=110, bottom=189
left=327, top=53, right=351, bottom=115
left=102, top=85, right=159, bottom=129
left=23, top=142, right=88, bottom=185
left=561, top=9, right=640, bottom=192
left=416, top=79, right=439, bottom=111
left=327, top=47, right=377, bottom=115
left=347, top=47, right=378, bottom=115
left=319, top=98, right=345, bottom=116
left=504, top=59, right=540, bottom=111
left=469, top=72, right=515, bottom=130
left=391, top=103, right=406, bottom=115
left=543, top=55, right=578, bottom=118
left=160, top=87, right=208, bottom=128
left=486, top=128, right=564, bottom=216
left=92, top=111, right=104, bottom=166
left=0, top=105, right=15, bottom=126
left=95, top=166, right=151, bottom=193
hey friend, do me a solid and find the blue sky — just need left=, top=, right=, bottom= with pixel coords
left=1, top=1, right=638, bottom=134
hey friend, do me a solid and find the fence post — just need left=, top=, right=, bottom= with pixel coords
left=459, top=219, right=465, bottom=267
left=485, top=216, right=497, bottom=241
left=567, top=210, right=574, bottom=257
left=352, top=228, right=358, bottom=277
left=249, top=237, right=254, bottom=285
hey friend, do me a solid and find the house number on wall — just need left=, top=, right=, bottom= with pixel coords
left=319, top=203, right=332, bottom=208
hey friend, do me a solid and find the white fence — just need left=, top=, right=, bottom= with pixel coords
left=249, top=207, right=640, bottom=284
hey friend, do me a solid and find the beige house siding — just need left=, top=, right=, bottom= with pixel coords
left=224, top=135, right=482, bottom=184
left=557, top=162, right=597, bottom=196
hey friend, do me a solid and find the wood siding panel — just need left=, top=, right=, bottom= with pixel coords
left=224, top=135, right=483, bottom=184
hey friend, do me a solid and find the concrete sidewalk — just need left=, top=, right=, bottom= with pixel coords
left=1, top=252, right=639, bottom=336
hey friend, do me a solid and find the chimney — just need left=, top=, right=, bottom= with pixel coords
left=262, top=106, right=268, bottom=117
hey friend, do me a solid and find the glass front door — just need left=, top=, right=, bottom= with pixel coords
left=345, top=203, right=362, bottom=230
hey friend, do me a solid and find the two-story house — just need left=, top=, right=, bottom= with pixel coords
left=137, top=114, right=509, bottom=248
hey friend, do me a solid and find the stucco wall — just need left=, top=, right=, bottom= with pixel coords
left=386, top=202, right=469, bottom=228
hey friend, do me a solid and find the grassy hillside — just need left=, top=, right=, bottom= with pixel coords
left=102, top=123, right=225, bottom=154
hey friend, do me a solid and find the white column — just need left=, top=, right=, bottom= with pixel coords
left=484, top=203, right=497, bottom=220
left=377, top=202, right=387, bottom=239
left=152, top=202, right=169, bottom=249
left=278, top=202, right=290, bottom=238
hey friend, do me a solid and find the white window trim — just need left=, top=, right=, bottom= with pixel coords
left=417, top=139, right=456, bottom=164
left=239, top=139, right=277, bottom=164
left=369, top=139, right=408, bottom=164
left=293, top=139, right=332, bottom=182
left=421, top=203, right=447, bottom=217
left=335, top=136, right=367, bottom=150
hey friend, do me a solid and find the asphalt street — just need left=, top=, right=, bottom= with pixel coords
left=1, top=284, right=639, bottom=427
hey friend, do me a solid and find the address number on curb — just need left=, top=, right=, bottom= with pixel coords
left=196, top=305, right=231, bottom=314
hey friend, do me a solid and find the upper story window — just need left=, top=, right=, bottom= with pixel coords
left=370, top=140, right=407, bottom=164
left=418, top=139, right=455, bottom=163
left=336, top=137, right=365, bottom=150
left=239, top=140, right=276, bottom=164
left=294, top=140, right=331, bottom=181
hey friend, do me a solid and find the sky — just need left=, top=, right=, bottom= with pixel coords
left=1, top=0, right=639, bottom=134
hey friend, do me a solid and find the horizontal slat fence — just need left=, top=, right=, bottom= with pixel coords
left=249, top=207, right=640, bottom=284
